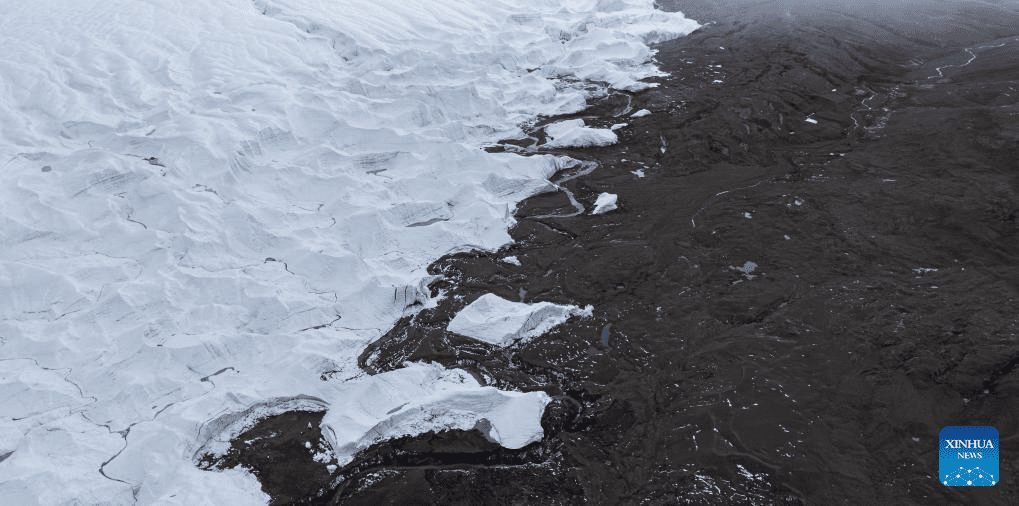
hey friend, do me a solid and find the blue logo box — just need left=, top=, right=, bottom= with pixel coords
left=939, top=426, right=999, bottom=486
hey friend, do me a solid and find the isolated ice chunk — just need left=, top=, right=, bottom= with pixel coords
left=631, top=109, right=652, bottom=118
left=501, top=256, right=521, bottom=266
left=322, top=358, right=554, bottom=458
left=447, top=293, right=591, bottom=347
left=544, top=119, right=618, bottom=148
left=592, top=192, right=618, bottom=214
left=320, top=363, right=549, bottom=464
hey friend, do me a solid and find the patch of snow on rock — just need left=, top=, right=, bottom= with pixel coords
left=320, top=362, right=550, bottom=464
left=592, top=193, right=618, bottom=214
left=447, top=293, right=592, bottom=347
left=543, top=119, right=618, bottom=148
left=501, top=256, right=521, bottom=266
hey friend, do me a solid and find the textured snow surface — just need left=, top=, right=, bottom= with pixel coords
left=0, top=0, right=698, bottom=504
left=592, top=192, right=619, bottom=214
left=543, top=119, right=619, bottom=148
left=448, top=293, right=593, bottom=347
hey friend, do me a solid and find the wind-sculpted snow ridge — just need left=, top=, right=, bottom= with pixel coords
left=0, top=0, right=698, bottom=503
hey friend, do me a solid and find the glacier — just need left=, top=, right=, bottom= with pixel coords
left=0, top=0, right=699, bottom=503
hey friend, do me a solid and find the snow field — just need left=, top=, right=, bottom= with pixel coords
left=0, top=0, right=698, bottom=503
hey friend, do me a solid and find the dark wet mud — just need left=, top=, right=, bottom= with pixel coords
left=200, top=1, right=1019, bottom=504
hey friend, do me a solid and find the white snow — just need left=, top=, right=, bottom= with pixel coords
left=743, top=211, right=753, bottom=219
left=631, top=109, right=652, bottom=118
left=0, top=0, right=698, bottom=503
left=320, top=363, right=549, bottom=461
left=501, top=256, right=522, bottom=266
left=631, top=169, right=645, bottom=178
left=447, top=294, right=592, bottom=347
left=592, top=193, right=619, bottom=214
left=805, top=117, right=819, bottom=124
left=610, top=123, right=628, bottom=131
left=543, top=119, right=618, bottom=148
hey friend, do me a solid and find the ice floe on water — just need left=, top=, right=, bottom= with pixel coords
left=0, top=0, right=698, bottom=503
left=448, top=293, right=593, bottom=347
left=631, top=108, right=653, bottom=118
left=501, top=255, right=522, bottom=266
left=543, top=119, right=618, bottom=148
left=592, top=192, right=619, bottom=214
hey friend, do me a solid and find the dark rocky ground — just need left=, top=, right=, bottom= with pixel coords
left=200, top=1, right=1019, bottom=504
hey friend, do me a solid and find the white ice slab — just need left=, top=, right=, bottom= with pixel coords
left=592, top=193, right=619, bottom=214
left=447, top=293, right=592, bottom=347
left=543, top=119, right=618, bottom=148
left=631, top=109, right=652, bottom=118
left=320, top=362, right=549, bottom=462
left=501, top=256, right=521, bottom=266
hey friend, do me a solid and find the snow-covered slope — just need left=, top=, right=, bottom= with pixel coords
left=0, top=1, right=698, bottom=503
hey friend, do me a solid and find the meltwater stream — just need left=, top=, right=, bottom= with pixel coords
left=0, top=1, right=699, bottom=503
